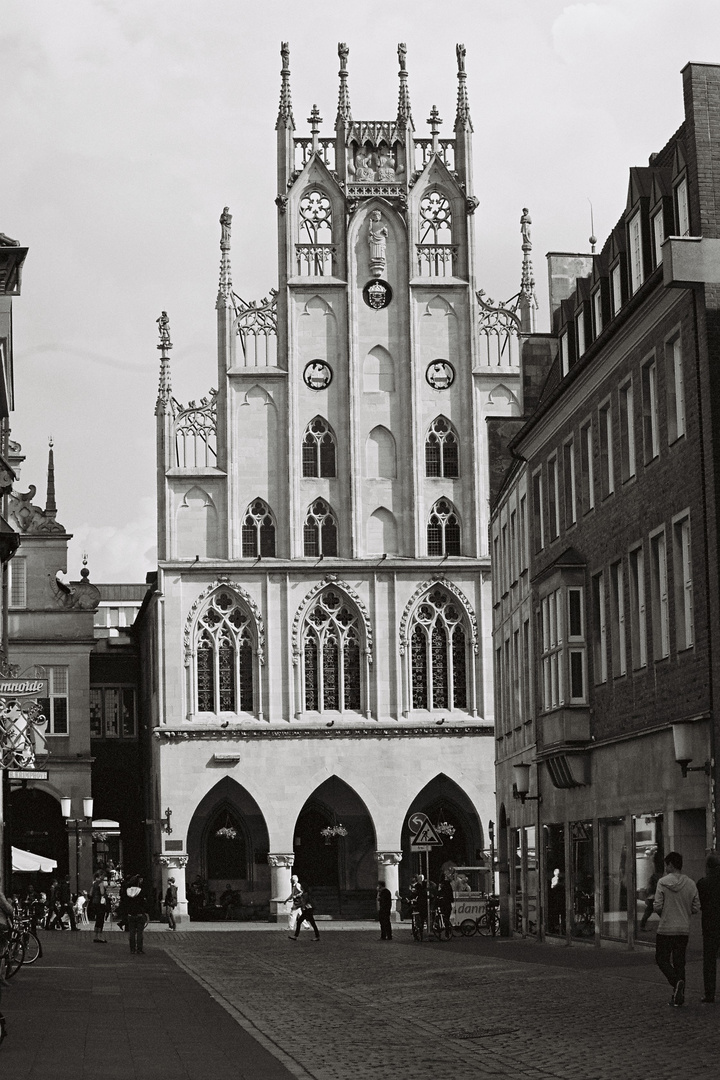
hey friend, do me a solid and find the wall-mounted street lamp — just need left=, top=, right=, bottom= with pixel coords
left=672, top=721, right=712, bottom=779
left=61, top=797, right=94, bottom=895
left=512, top=763, right=542, bottom=805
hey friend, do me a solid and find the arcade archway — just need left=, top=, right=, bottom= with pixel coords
left=8, top=787, right=66, bottom=892
left=401, top=774, right=483, bottom=890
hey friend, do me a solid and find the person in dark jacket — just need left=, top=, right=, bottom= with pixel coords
left=121, top=875, right=149, bottom=954
left=289, top=886, right=320, bottom=942
left=377, top=880, right=393, bottom=941
left=437, top=873, right=454, bottom=939
left=697, top=851, right=720, bottom=1003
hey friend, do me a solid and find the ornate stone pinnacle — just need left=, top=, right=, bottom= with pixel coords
left=156, top=311, right=172, bottom=351
left=397, top=43, right=413, bottom=127
left=276, top=40, right=295, bottom=130
left=519, top=208, right=538, bottom=333
left=336, top=42, right=351, bottom=125
left=218, top=207, right=232, bottom=298
left=454, top=42, right=473, bottom=133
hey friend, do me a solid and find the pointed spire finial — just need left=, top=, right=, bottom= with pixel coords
left=519, top=208, right=538, bottom=334
left=588, top=199, right=597, bottom=254
left=155, top=312, right=174, bottom=414
left=45, top=437, right=57, bottom=517
left=427, top=105, right=442, bottom=153
left=218, top=206, right=233, bottom=300
left=276, top=41, right=295, bottom=130
left=336, top=42, right=351, bottom=125
left=397, top=43, right=413, bottom=128
left=308, top=104, right=322, bottom=154
left=454, top=43, right=473, bottom=133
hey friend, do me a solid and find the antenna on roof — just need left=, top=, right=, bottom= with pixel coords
left=588, top=198, right=597, bottom=254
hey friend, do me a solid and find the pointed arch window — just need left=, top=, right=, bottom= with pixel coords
left=303, top=590, right=362, bottom=712
left=425, top=417, right=459, bottom=478
left=196, top=590, right=255, bottom=714
left=297, top=190, right=335, bottom=276
left=427, top=499, right=461, bottom=556
left=419, top=192, right=452, bottom=244
left=241, top=500, right=275, bottom=558
left=304, top=500, right=338, bottom=557
left=410, top=589, right=468, bottom=710
left=302, top=417, right=336, bottom=477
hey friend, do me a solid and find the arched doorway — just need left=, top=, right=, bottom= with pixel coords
left=186, top=778, right=270, bottom=919
left=293, top=776, right=376, bottom=919
left=8, top=787, right=66, bottom=894
left=401, top=774, right=484, bottom=890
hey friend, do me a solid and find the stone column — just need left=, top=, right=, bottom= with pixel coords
left=158, top=856, right=188, bottom=923
left=268, top=853, right=295, bottom=923
left=376, top=851, right=403, bottom=922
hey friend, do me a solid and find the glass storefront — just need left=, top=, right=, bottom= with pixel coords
left=570, top=820, right=594, bottom=939
left=634, top=813, right=664, bottom=943
left=545, top=823, right=566, bottom=936
left=600, top=817, right=627, bottom=940
left=526, top=826, right=538, bottom=936
left=512, top=826, right=538, bottom=936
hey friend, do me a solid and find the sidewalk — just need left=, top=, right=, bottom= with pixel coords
left=0, top=931, right=303, bottom=1080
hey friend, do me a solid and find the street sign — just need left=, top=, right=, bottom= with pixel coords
left=411, top=819, right=444, bottom=846
left=0, top=679, right=46, bottom=696
left=411, top=843, right=433, bottom=852
left=8, top=769, right=48, bottom=781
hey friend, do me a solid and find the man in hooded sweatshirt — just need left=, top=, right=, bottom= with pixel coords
left=653, top=851, right=700, bottom=1006
left=696, top=851, right=720, bottom=1003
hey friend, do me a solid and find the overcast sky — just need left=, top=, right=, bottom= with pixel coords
left=2, top=0, right=718, bottom=581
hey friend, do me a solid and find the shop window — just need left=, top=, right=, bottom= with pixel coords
left=545, top=824, right=566, bottom=937
left=600, top=817, right=628, bottom=940
left=570, top=820, right=595, bottom=939
left=634, top=813, right=664, bottom=941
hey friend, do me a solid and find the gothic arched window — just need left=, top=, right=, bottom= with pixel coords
left=419, top=191, right=452, bottom=245
left=304, top=500, right=338, bottom=557
left=427, top=499, right=461, bottom=556
left=303, top=590, right=362, bottom=712
left=299, top=190, right=333, bottom=244
left=241, top=500, right=276, bottom=558
left=196, top=590, right=255, bottom=714
left=425, top=417, right=459, bottom=478
left=302, top=417, right=336, bottom=478
left=410, top=588, right=467, bottom=710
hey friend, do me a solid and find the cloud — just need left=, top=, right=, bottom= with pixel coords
left=69, top=496, right=156, bottom=583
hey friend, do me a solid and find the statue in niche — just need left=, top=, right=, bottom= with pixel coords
left=376, top=146, right=397, bottom=182
left=368, top=211, right=388, bottom=278
left=352, top=148, right=375, bottom=182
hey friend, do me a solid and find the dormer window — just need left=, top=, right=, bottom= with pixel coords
left=592, top=288, right=603, bottom=338
left=559, top=331, right=570, bottom=377
left=611, top=263, right=622, bottom=317
left=675, top=178, right=690, bottom=237
left=577, top=308, right=586, bottom=358
left=652, top=208, right=665, bottom=267
left=628, top=211, right=644, bottom=294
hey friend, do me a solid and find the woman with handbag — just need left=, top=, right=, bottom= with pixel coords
left=289, top=886, right=320, bottom=942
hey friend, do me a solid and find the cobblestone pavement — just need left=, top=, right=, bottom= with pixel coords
left=158, top=928, right=717, bottom=1080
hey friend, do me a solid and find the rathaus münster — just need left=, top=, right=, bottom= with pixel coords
left=144, top=43, right=521, bottom=919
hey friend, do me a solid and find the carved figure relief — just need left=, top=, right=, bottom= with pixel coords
left=368, top=211, right=388, bottom=278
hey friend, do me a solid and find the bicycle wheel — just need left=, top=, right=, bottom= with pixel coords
left=460, top=918, right=477, bottom=937
left=21, top=932, right=42, bottom=965
left=4, top=936, right=25, bottom=978
left=431, top=915, right=443, bottom=941
left=477, top=913, right=492, bottom=936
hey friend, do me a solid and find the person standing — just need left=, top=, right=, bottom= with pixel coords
left=437, top=872, right=454, bottom=939
left=90, top=871, right=109, bottom=943
left=377, top=880, right=393, bottom=941
left=653, top=851, right=700, bottom=1006
left=696, top=851, right=720, bottom=1004
left=289, top=885, right=320, bottom=942
left=164, top=877, right=178, bottom=931
left=122, top=875, right=149, bottom=954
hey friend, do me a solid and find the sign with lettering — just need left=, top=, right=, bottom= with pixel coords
left=8, top=769, right=49, bottom=781
left=0, top=680, right=46, bottom=696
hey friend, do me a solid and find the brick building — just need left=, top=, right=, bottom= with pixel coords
left=491, top=62, right=720, bottom=947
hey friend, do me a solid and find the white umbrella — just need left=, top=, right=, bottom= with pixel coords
left=11, top=846, right=57, bottom=873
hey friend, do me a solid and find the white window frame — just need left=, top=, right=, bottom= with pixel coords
left=665, top=333, right=686, bottom=443
left=629, top=544, right=647, bottom=670
left=8, top=557, right=27, bottom=609
left=592, top=288, right=603, bottom=338
left=577, top=309, right=586, bottom=358
left=592, top=571, right=608, bottom=684
left=628, top=211, right=644, bottom=293
left=619, top=378, right=636, bottom=482
left=672, top=512, right=694, bottom=651
left=641, top=357, right=659, bottom=462
left=598, top=398, right=614, bottom=498
left=675, top=177, right=690, bottom=237
left=610, top=560, right=627, bottom=678
left=567, top=586, right=587, bottom=704
left=581, top=419, right=595, bottom=514
left=532, top=468, right=544, bottom=552
left=563, top=437, right=577, bottom=529
left=41, top=666, right=69, bottom=736
left=547, top=454, right=560, bottom=542
left=652, top=209, right=665, bottom=267
left=611, top=263, right=622, bottom=316
left=559, top=331, right=570, bottom=377
left=649, top=528, right=670, bottom=661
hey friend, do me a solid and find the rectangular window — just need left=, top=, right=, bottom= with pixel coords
left=502, top=523, right=509, bottom=593
left=609, top=560, right=626, bottom=677
left=563, top=438, right=577, bottom=529
left=519, top=495, right=527, bottom=572
left=650, top=530, right=670, bottom=660
left=673, top=514, right=694, bottom=650
left=568, top=587, right=587, bottom=704
left=611, top=263, right=622, bottom=316
left=532, top=469, right=544, bottom=552
left=559, top=331, right=569, bottom=377
left=592, top=572, right=607, bottom=684
left=619, top=379, right=636, bottom=482
left=665, top=335, right=686, bottom=442
left=510, top=509, right=517, bottom=584
left=592, top=288, right=603, bottom=338
left=495, top=646, right=503, bottom=728
left=598, top=401, right=614, bottom=499
left=493, top=535, right=500, bottom=602
left=641, top=358, right=659, bottom=463
left=629, top=545, right=647, bottom=670
left=580, top=420, right=595, bottom=514
left=512, top=629, right=520, bottom=724
left=577, top=310, right=586, bottom=358
left=652, top=209, right=665, bottom=267
left=39, top=667, right=69, bottom=735
left=523, top=619, right=531, bottom=720
left=8, top=558, right=26, bottom=609
left=540, top=589, right=565, bottom=711
left=547, top=455, right=559, bottom=542
left=628, top=211, right=644, bottom=293
left=675, top=178, right=690, bottom=236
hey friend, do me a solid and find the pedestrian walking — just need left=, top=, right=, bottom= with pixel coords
left=90, top=871, right=109, bottom=943
left=283, top=874, right=304, bottom=934
left=289, top=885, right=320, bottom=941
left=122, top=875, right=149, bottom=954
left=653, top=850, right=700, bottom=1006
left=377, top=879, right=393, bottom=940
left=696, top=850, right=720, bottom=1004
left=164, top=877, right=178, bottom=931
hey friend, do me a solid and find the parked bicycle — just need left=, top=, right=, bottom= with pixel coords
left=460, top=895, right=501, bottom=937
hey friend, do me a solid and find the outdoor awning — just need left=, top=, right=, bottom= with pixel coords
left=11, top=846, right=57, bottom=873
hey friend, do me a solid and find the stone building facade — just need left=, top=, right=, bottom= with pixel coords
left=142, top=43, right=522, bottom=919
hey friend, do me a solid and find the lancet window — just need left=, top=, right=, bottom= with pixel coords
left=302, top=418, right=337, bottom=478
left=419, top=192, right=452, bottom=244
left=302, top=590, right=362, bottom=712
left=196, top=590, right=255, bottom=714
left=297, top=190, right=335, bottom=276
left=425, top=417, right=459, bottom=478
left=427, top=499, right=461, bottom=556
left=410, top=589, right=468, bottom=710
left=303, top=500, right=338, bottom=557
left=241, top=500, right=276, bottom=558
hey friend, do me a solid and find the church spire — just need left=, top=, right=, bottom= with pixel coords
left=454, top=43, right=473, bottom=132
left=519, top=208, right=538, bottom=334
left=396, top=43, right=414, bottom=129
left=336, top=42, right=351, bottom=126
left=155, top=311, right=174, bottom=416
left=45, top=437, right=57, bottom=518
left=217, top=206, right=233, bottom=305
left=276, top=41, right=295, bottom=130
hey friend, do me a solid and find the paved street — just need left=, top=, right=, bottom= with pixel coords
left=1, top=925, right=718, bottom=1079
